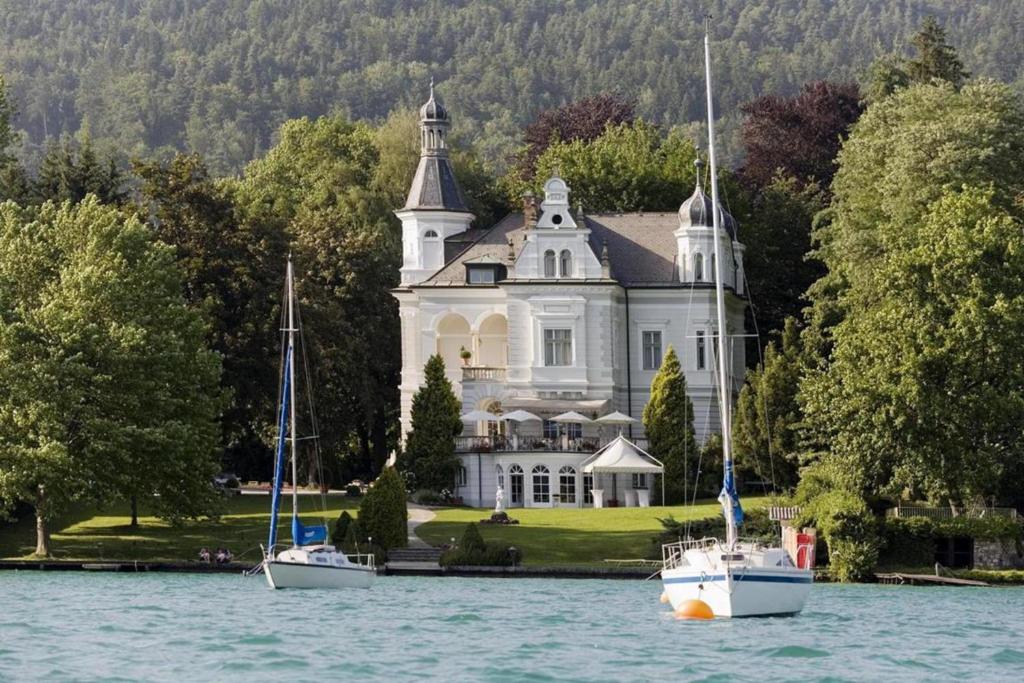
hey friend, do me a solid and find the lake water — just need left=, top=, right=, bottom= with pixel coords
left=1, top=573, right=1022, bottom=682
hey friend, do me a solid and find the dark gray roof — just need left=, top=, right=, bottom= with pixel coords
left=678, top=183, right=738, bottom=239
left=425, top=214, right=525, bottom=285
left=403, top=155, right=470, bottom=212
left=412, top=211, right=740, bottom=290
left=583, top=213, right=681, bottom=285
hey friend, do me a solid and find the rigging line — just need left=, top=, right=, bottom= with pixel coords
left=293, top=291, right=329, bottom=520
left=739, top=266, right=779, bottom=497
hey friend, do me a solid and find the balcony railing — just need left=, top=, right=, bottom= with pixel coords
left=462, top=366, right=507, bottom=382
left=886, top=505, right=1018, bottom=520
left=454, top=435, right=649, bottom=454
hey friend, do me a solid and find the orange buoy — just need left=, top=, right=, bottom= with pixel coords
left=674, top=599, right=714, bottom=620
left=659, top=591, right=670, bottom=604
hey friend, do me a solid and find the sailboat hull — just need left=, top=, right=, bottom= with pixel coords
left=662, top=566, right=812, bottom=617
left=661, top=540, right=812, bottom=617
left=263, top=547, right=375, bottom=589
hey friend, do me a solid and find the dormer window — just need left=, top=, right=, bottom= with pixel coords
left=543, top=250, right=556, bottom=277
left=424, top=229, right=439, bottom=238
left=559, top=249, right=573, bottom=277
left=551, top=214, right=563, bottom=226
left=466, top=265, right=503, bottom=284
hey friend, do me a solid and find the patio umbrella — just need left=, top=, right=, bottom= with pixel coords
left=501, top=410, right=542, bottom=423
left=550, top=410, right=592, bottom=423
left=595, top=411, right=637, bottom=425
left=460, top=409, right=500, bottom=422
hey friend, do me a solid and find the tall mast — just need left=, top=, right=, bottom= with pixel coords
left=704, top=21, right=737, bottom=549
left=287, top=256, right=299, bottom=541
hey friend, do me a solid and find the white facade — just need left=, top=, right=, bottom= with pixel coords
left=393, top=90, right=747, bottom=508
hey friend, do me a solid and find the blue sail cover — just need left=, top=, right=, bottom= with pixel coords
left=266, top=348, right=293, bottom=551
left=292, top=518, right=328, bottom=546
left=719, top=460, right=744, bottom=527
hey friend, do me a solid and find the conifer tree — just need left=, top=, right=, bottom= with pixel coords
left=906, top=16, right=969, bottom=88
left=402, top=354, right=462, bottom=492
left=358, top=466, right=408, bottom=551
left=642, top=346, right=698, bottom=504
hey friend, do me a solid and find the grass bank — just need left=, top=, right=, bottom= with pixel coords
left=415, top=497, right=770, bottom=566
left=0, top=494, right=358, bottom=562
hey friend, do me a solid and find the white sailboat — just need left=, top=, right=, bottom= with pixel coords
left=261, top=257, right=376, bottom=589
left=660, top=24, right=813, bottom=617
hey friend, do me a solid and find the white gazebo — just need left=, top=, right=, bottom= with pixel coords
left=581, top=435, right=664, bottom=507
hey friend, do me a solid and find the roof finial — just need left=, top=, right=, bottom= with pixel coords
left=429, top=75, right=434, bottom=99
left=694, top=152, right=705, bottom=190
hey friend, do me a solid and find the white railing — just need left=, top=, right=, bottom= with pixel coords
left=661, top=537, right=720, bottom=570
left=462, top=366, right=507, bottom=382
left=886, top=505, right=1018, bottom=520
left=347, top=552, right=376, bottom=569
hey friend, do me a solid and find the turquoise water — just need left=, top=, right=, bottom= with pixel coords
left=1, top=573, right=1023, bottom=682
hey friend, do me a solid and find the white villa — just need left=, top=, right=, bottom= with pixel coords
left=393, top=86, right=747, bottom=509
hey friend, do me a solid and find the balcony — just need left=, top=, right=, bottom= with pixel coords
left=462, top=366, right=506, bottom=382
left=454, top=434, right=649, bottom=454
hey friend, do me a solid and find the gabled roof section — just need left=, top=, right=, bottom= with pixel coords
left=583, top=213, right=680, bottom=285
left=422, top=214, right=525, bottom=286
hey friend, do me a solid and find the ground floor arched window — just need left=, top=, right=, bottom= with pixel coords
left=532, top=464, right=550, bottom=503
left=559, top=465, right=577, bottom=504
left=509, top=465, right=524, bottom=505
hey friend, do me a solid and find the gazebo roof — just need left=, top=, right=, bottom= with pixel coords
left=581, top=435, right=663, bottom=474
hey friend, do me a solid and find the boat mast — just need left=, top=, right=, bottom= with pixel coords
left=703, top=20, right=737, bottom=549
left=287, top=256, right=299, bottom=545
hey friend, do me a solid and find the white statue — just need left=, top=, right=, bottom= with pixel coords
left=494, top=485, right=505, bottom=513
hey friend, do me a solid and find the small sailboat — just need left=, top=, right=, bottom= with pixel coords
left=261, top=257, right=375, bottom=589
left=660, top=24, right=813, bottom=617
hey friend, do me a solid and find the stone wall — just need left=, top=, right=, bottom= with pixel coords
left=974, top=539, right=1024, bottom=569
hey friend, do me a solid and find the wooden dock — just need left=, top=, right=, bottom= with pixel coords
left=875, top=572, right=990, bottom=587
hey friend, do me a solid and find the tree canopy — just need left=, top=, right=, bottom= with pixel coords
left=0, top=197, right=223, bottom=554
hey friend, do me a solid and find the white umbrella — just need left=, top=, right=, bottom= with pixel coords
left=550, top=410, right=592, bottom=423
left=595, top=411, right=637, bottom=425
left=461, top=409, right=500, bottom=422
left=501, top=409, right=542, bottom=423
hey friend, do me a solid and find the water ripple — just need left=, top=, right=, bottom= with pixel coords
left=0, top=574, right=1021, bottom=682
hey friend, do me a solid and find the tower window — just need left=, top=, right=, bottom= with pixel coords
left=543, top=250, right=556, bottom=277
left=696, top=330, right=706, bottom=370
left=552, top=214, right=563, bottom=225
left=693, top=253, right=704, bottom=282
left=559, top=249, right=573, bottom=277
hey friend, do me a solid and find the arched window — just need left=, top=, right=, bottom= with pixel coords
left=559, top=249, right=573, bottom=277
left=559, top=465, right=577, bottom=504
left=543, top=250, right=556, bottom=277
left=711, top=253, right=717, bottom=282
left=424, top=229, right=438, bottom=238
left=693, top=253, right=704, bottom=282
left=456, top=466, right=467, bottom=488
left=531, top=464, right=550, bottom=503
left=428, top=130, right=435, bottom=148
left=495, top=464, right=504, bottom=491
left=509, top=464, right=524, bottom=505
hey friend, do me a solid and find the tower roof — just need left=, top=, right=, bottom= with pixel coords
left=403, top=81, right=471, bottom=213
left=678, top=158, right=737, bottom=238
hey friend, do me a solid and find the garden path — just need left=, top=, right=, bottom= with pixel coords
left=406, top=504, right=436, bottom=548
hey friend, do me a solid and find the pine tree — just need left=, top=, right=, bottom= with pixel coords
left=906, top=16, right=969, bottom=88
left=402, top=354, right=462, bottom=492
left=642, top=346, right=698, bottom=504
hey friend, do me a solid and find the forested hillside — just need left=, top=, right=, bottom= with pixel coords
left=1, top=0, right=1022, bottom=173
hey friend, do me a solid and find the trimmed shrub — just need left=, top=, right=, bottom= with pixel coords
left=878, top=516, right=935, bottom=568
left=358, top=467, right=408, bottom=552
left=345, top=484, right=362, bottom=498
left=439, top=523, right=519, bottom=567
left=331, top=510, right=354, bottom=546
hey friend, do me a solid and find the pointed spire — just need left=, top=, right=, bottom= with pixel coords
left=600, top=239, right=611, bottom=278
left=694, top=153, right=704, bottom=190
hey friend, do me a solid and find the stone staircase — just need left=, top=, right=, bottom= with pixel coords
left=386, top=546, right=444, bottom=574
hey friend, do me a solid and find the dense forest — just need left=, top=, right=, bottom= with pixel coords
left=1, top=0, right=1023, bottom=173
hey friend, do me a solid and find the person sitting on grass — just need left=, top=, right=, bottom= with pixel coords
left=198, top=547, right=211, bottom=563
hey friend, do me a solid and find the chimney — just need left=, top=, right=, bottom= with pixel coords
left=523, top=191, right=538, bottom=230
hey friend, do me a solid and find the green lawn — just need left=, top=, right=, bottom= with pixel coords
left=0, top=494, right=358, bottom=562
left=415, top=497, right=769, bottom=566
